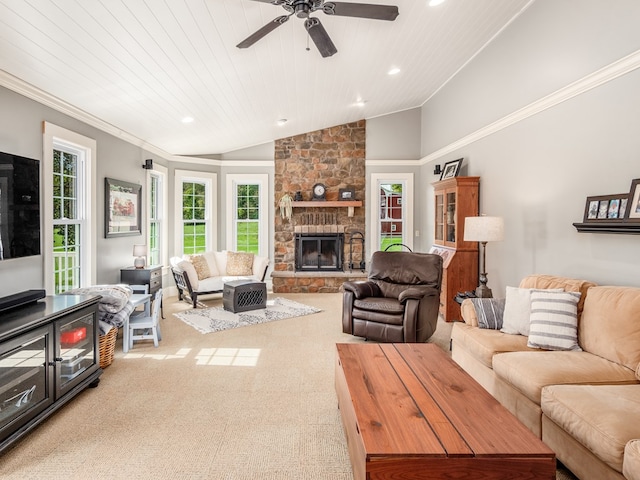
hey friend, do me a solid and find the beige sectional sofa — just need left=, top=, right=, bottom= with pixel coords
left=170, top=251, right=269, bottom=307
left=451, top=274, right=640, bottom=480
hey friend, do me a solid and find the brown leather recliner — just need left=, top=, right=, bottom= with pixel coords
left=342, top=251, right=443, bottom=343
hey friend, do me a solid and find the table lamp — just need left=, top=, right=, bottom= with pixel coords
left=463, top=215, right=504, bottom=298
left=133, top=244, right=147, bottom=269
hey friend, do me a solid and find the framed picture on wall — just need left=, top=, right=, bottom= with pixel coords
left=582, top=193, right=627, bottom=222
left=440, top=158, right=463, bottom=180
left=105, top=177, right=142, bottom=238
left=626, top=178, right=640, bottom=220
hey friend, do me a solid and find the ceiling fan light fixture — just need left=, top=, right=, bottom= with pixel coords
left=238, top=0, right=398, bottom=57
left=294, top=2, right=311, bottom=18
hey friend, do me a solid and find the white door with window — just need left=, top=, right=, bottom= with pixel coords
left=370, top=173, right=414, bottom=253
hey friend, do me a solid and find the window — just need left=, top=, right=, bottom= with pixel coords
left=174, top=170, right=217, bottom=256
left=370, top=173, right=414, bottom=252
left=147, top=164, right=167, bottom=267
left=52, top=149, right=81, bottom=293
left=43, top=123, right=96, bottom=294
left=226, top=174, right=268, bottom=256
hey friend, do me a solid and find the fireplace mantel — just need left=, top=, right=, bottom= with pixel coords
left=293, top=200, right=362, bottom=217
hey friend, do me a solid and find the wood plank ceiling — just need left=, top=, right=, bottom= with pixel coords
left=0, top=0, right=532, bottom=156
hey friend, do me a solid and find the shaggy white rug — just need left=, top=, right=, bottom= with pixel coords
left=173, top=297, right=322, bottom=334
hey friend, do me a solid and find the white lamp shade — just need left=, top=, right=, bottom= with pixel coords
left=464, top=216, right=504, bottom=242
left=133, top=244, right=147, bottom=257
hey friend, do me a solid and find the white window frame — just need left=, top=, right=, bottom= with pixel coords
left=370, top=173, right=414, bottom=253
left=147, top=163, right=168, bottom=268
left=174, top=170, right=217, bottom=256
left=225, top=174, right=268, bottom=257
left=43, top=122, right=96, bottom=293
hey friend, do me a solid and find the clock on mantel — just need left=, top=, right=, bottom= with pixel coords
left=312, top=183, right=326, bottom=201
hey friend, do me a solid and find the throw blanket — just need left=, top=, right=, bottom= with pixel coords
left=64, top=284, right=134, bottom=330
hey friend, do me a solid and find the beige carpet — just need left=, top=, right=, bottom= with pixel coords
left=0, top=293, right=577, bottom=479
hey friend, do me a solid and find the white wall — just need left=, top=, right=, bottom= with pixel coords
left=420, top=0, right=640, bottom=291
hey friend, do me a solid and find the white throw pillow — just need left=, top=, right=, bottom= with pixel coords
left=527, top=290, right=582, bottom=351
left=501, top=286, right=563, bottom=336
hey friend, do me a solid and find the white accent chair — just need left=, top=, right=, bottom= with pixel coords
left=129, top=289, right=162, bottom=349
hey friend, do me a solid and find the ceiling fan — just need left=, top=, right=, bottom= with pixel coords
left=237, top=0, right=399, bottom=58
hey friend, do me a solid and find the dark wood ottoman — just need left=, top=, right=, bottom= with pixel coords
left=223, top=280, right=267, bottom=313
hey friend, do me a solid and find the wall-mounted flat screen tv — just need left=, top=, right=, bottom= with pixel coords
left=0, top=151, right=41, bottom=260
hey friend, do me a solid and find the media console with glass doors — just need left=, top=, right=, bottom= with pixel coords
left=0, top=294, right=102, bottom=453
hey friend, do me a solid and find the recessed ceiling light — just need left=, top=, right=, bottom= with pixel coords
left=429, top=0, right=446, bottom=6
left=388, top=67, right=401, bottom=75
left=181, top=116, right=194, bottom=124
left=354, top=99, right=367, bottom=107
left=277, top=119, right=288, bottom=126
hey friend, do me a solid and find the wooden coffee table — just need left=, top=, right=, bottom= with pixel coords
left=335, top=343, right=555, bottom=480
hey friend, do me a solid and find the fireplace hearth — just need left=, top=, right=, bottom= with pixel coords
left=295, top=233, right=344, bottom=272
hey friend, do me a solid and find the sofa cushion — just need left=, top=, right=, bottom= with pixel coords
left=177, top=260, right=199, bottom=290
left=252, top=254, right=269, bottom=280
left=518, top=274, right=596, bottom=321
left=214, top=251, right=228, bottom=275
left=624, top=439, right=640, bottom=480
left=527, top=290, right=581, bottom=351
left=189, top=254, right=211, bottom=280
left=493, top=350, right=638, bottom=405
left=579, top=286, right=640, bottom=372
left=501, top=287, right=563, bottom=336
left=542, top=384, right=640, bottom=474
left=226, top=251, right=254, bottom=276
left=202, top=252, right=220, bottom=277
left=451, top=323, right=536, bottom=369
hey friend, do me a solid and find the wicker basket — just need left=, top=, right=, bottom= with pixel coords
left=99, top=327, right=118, bottom=369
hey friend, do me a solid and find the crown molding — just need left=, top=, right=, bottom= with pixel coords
left=420, top=48, right=640, bottom=165
left=366, top=159, right=422, bottom=167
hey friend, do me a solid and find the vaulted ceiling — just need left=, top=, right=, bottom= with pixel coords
left=0, top=0, right=532, bottom=156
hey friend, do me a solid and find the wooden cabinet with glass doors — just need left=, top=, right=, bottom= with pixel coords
left=431, top=176, right=480, bottom=321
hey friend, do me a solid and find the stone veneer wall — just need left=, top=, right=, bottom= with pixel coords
left=273, top=120, right=367, bottom=293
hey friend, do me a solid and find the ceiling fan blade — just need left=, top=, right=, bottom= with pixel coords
left=236, top=15, right=290, bottom=49
left=244, top=0, right=286, bottom=4
left=323, top=2, right=399, bottom=21
left=304, top=17, right=337, bottom=58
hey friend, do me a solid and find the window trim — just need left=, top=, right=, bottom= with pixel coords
left=43, top=122, right=97, bottom=293
left=174, top=170, right=217, bottom=256
left=225, top=174, right=268, bottom=257
left=369, top=173, right=414, bottom=253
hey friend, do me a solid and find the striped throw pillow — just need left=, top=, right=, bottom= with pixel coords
left=527, top=291, right=582, bottom=351
left=470, top=298, right=505, bottom=330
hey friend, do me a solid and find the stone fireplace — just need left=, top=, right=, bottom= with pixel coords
left=272, top=120, right=367, bottom=293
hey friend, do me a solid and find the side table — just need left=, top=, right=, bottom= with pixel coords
left=120, top=265, right=162, bottom=294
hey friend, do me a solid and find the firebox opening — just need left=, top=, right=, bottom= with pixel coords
left=295, top=233, right=344, bottom=272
